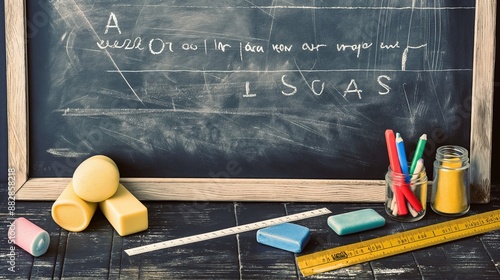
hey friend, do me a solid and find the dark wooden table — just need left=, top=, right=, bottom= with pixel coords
left=1, top=183, right=499, bottom=279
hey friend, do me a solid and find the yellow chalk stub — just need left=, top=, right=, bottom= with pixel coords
left=52, top=181, right=98, bottom=232
left=73, top=155, right=120, bottom=202
left=99, top=184, right=148, bottom=236
left=433, top=158, right=468, bottom=215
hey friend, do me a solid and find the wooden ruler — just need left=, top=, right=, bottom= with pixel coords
left=125, top=207, right=332, bottom=256
left=297, top=209, right=500, bottom=277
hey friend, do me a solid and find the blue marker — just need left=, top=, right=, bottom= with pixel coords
left=395, top=133, right=409, bottom=181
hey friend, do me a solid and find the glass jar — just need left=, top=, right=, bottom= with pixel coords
left=431, top=145, right=470, bottom=216
left=385, top=165, right=427, bottom=222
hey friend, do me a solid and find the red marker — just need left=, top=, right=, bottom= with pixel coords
left=385, top=129, right=408, bottom=216
left=399, top=183, right=423, bottom=212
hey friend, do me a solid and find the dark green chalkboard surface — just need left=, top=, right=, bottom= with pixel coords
left=7, top=0, right=495, bottom=201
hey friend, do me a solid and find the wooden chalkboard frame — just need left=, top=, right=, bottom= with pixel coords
left=6, top=1, right=496, bottom=202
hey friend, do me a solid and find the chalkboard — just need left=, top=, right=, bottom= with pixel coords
left=6, top=1, right=495, bottom=202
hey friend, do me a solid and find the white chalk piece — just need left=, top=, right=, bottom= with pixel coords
left=8, top=217, right=50, bottom=257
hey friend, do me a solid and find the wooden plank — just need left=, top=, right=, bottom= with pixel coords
left=234, top=203, right=297, bottom=279
left=60, top=211, right=114, bottom=279
left=469, top=0, right=496, bottom=203
left=397, top=212, right=456, bottom=278
left=286, top=204, right=375, bottom=279
left=477, top=186, right=500, bottom=275
left=1, top=184, right=499, bottom=278
left=5, top=0, right=28, bottom=191
left=435, top=234, right=500, bottom=278
left=108, top=230, right=135, bottom=279
left=52, top=228, right=68, bottom=279
left=480, top=229, right=500, bottom=275
left=15, top=177, right=386, bottom=202
left=356, top=205, right=422, bottom=279
left=127, top=202, right=241, bottom=279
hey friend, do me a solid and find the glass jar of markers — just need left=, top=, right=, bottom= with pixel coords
left=431, top=145, right=470, bottom=216
left=385, top=165, right=427, bottom=222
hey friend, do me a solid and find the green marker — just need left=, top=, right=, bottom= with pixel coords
left=409, top=134, right=427, bottom=174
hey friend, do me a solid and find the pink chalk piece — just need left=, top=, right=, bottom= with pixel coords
left=8, top=217, right=50, bottom=257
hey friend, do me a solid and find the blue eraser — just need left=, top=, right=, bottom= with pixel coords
left=256, top=223, right=310, bottom=253
left=327, top=209, right=385, bottom=236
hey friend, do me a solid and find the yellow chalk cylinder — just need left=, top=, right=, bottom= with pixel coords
left=99, top=184, right=148, bottom=236
left=73, top=155, right=120, bottom=202
left=52, top=181, right=98, bottom=232
left=431, top=146, right=470, bottom=216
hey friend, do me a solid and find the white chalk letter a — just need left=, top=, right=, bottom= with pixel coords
left=343, top=79, right=363, bottom=99
left=105, top=12, right=121, bottom=34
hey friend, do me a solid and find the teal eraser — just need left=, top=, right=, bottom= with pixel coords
left=327, top=209, right=385, bottom=236
left=256, top=223, right=310, bottom=253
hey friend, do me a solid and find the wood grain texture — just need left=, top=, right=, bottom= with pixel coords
left=15, top=177, right=386, bottom=202
left=5, top=0, right=28, bottom=191
left=0, top=184, right=499, bottom=279
left=235, top=203, right=298, bottom=279
left=125, top=202, right=241, bottom=279
left=469, top=0, right=496, bottom=203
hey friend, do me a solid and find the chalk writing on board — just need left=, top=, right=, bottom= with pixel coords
left=28, top=1, right=475, bottom=179
left=96, top=15, right=427, bottom=102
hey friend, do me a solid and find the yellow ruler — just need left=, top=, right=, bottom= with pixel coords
left=297, top=209, right=500, bottom=277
